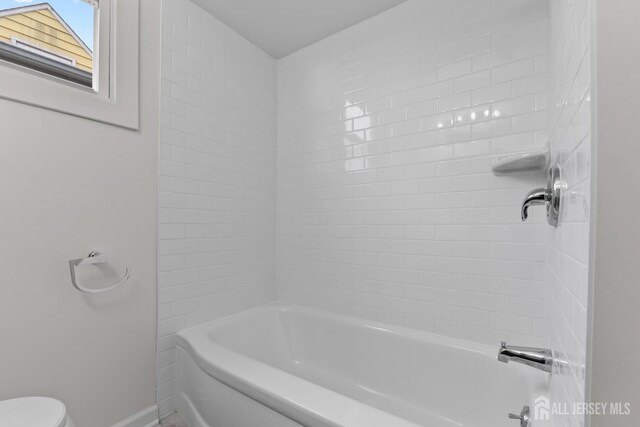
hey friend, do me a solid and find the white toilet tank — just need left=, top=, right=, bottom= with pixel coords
left=0, top=396, right=74, bottom=427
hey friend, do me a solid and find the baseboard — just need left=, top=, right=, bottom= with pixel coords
left=111, top=405, right=159, bottom=427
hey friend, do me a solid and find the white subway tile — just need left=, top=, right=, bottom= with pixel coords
left=159, top=0, right=277, bottom=415
left=162, top=3, right=587, bottom=426
left=277, top=0, right=552, bottom=356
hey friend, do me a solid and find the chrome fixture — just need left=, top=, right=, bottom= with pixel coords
left=521, top=188, right=547, bottom=220
left=69, top=251, right=131, bottom=293
left=508, top=406, right=530, bottom=427
left=498, top=341, right=553, bottom=373
left=521, top=165, right=562, bottom=226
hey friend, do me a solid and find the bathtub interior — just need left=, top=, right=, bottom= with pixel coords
left=200, top=305, right=549, bottom=427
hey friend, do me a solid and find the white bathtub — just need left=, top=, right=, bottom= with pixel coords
left=176, top=304, right=549, bottom=427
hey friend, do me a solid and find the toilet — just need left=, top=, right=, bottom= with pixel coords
left=0, top=397, right=74, bottom=427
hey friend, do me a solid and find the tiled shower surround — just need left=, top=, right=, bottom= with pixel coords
left=278, top=0, right=550, bottom=346
left=157, top=0, right=277, bottom=415
left=547, top=0, right=591, bottom=426
left=159, top=0, right=591, bottom=424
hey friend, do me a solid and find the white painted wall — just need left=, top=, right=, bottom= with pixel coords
left=546, top=0, right=592, bottom=426
left=0, top=1, right=160, bottom=426
left=157, top=0, right=278, bottom=416
left=277, top=0, right=550, bottom=345
left=588, top=0, right=640, bottom=424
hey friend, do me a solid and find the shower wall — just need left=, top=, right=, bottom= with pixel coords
left=158, top=0, right=593, bottom=423
left=547, top=0, right=591, bottom=425
left=158, top=0, right=277, bottom=415
left=277, top=0, right=550, bottom=345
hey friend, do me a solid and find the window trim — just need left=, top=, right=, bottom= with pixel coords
left=0, top=0, right=140, bottom=130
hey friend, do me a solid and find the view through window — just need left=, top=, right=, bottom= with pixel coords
left=0, top=0, right=95, bottom=87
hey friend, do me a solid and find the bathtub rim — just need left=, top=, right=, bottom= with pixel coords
left=179, top=302, right=513, bottom=357
left=177, top=329, right=422, bottom=426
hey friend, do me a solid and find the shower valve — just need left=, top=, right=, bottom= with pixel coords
left=521, top=165, right=562, bottom=227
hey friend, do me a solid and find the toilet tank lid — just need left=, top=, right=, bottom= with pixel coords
left=0, top=397, right=66, bottom=427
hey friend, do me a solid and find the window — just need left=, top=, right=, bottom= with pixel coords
left=0, top=0, right=140, bottom=129
left=0, top=1, right=95, bottom=87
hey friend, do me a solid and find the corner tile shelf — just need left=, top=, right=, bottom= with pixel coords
left=491, top=150, right=549, bottom=176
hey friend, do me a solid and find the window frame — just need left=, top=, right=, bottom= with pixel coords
left=0, top=0, right=140, bottom=130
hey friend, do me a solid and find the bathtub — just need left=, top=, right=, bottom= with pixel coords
left=176, top=304, right=549, bottom=427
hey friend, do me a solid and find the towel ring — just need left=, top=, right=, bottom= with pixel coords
left=69, top=251, right=130, bottom=293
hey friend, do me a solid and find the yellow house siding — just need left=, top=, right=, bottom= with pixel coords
left=0, top=8, right=92, bottom=72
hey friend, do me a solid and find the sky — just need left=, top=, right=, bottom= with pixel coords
left=0, top=0, right=94, bottom=48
